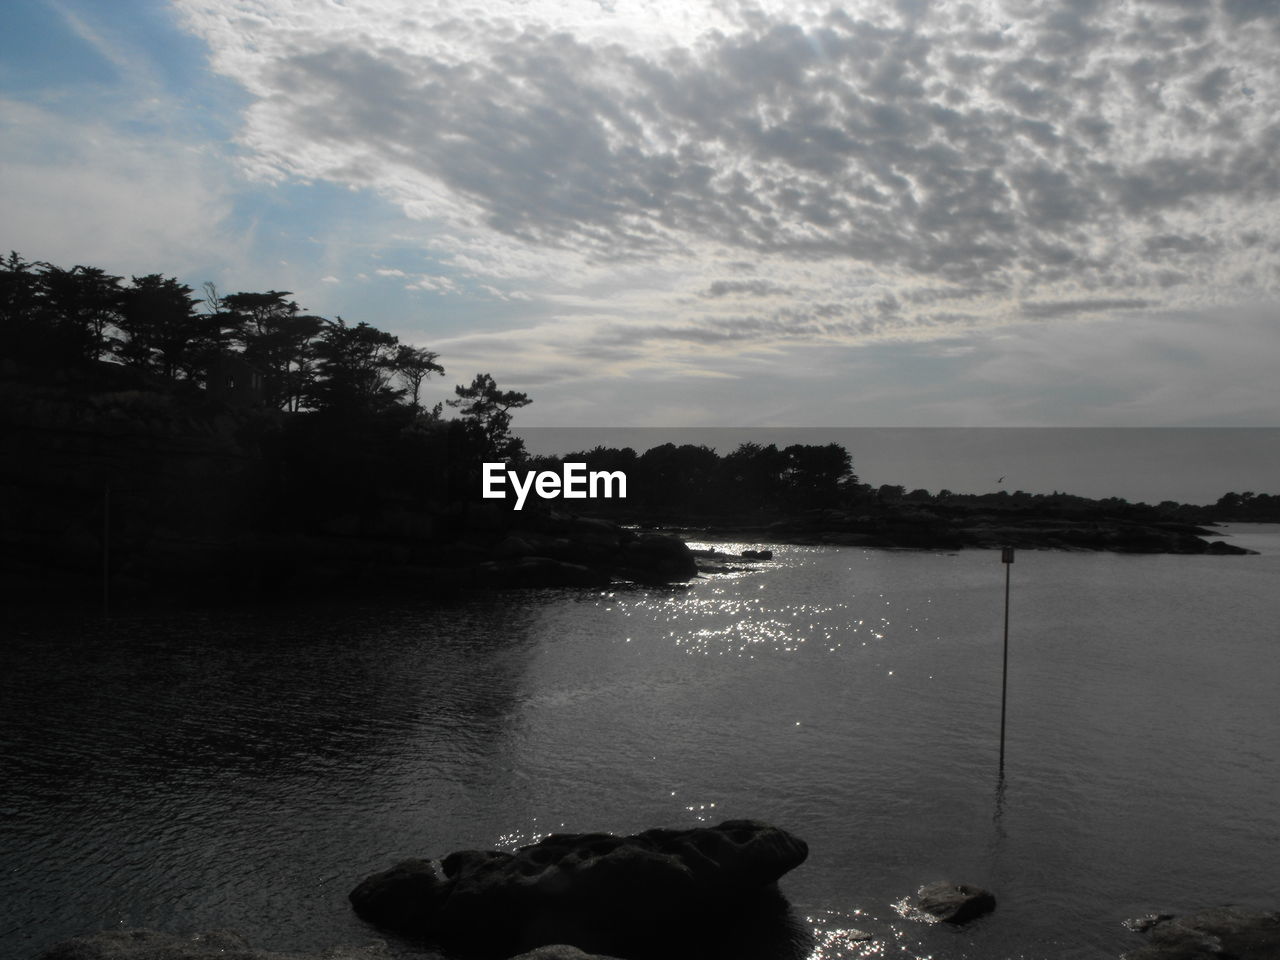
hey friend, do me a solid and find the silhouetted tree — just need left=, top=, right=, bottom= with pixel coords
left=448, top=373, right=531, bottom=458
left=782, top=443, right=854, bottom=505
left=636, top=443, right=720, bottom=511
left=2, top=252, right=50, bottom=365
left=308, top=317, right=402, bottom=413
left=114, top=274, right=206, bottom=379
left=36, top=263, right=123, bottom=364
left=395, top=344, right=444, bottom=410
left=725, top=442, right=786, bottom=490
left=225, top=291, right=325, bottom=410
left=567, top=445, right=640, bottom=475
left=195, top=281, right=249, bottom=354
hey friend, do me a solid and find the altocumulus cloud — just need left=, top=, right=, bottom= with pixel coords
left=170, top=0, right=1280, bottom=422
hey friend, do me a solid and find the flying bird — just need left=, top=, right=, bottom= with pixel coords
left=997, top=476, right=1005, bottom=483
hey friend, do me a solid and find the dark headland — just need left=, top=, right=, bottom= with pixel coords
left=2, top=252, right=1272, bottom=609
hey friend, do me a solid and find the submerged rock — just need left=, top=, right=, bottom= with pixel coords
left=1125, top=913, right=1176, bottom=934
left=915, top=882, right=997, bottom=924
left=1123, top=907, right=1280, bottom=959
left=350, top=820, right=809, bottom=957
left=508, top=948, right=624, bottom=960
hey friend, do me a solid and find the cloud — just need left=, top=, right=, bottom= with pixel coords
left=405, top=274, right=460, bottom=294
left=0, top=98, right=238, bottom=275
left=1020, top=298, right=1154, bottom=320
left=700, top=279, right=793, bottom=298
left=11, top=0, right=1246, bottom=426
left=435, top=300, right=1280, bottom=428
left=173, top=1, right=1279, bottom=304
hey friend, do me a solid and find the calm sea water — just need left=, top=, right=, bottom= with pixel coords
left=4, top=525, right=1280, bottom=960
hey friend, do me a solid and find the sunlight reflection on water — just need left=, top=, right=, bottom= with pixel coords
left=5, top=530, right=1280, bottom=960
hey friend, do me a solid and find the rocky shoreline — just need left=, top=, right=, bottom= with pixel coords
left=668, top=510, right=1256, bottom=556
left=24, top=801, right=1273, bottom=960
left=36, top=899, right=1280, bottom=960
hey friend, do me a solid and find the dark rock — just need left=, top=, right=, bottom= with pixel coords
left=444, top=848, right=515, bottom=879
left=617, top=532, right=698, bottom=583
left=1125, top=914, right=1177, bottom=934
left=915, top=882, right=996, bottom=924
left=348, top=857, right=450, bottom=934
left=1123, top=907, right=1280, bottom=960
left=741, top=550, right=773, bottom=560
left=1205, top=540, right=1256, bottom=555
left=350, top=820, right=808, bottom=956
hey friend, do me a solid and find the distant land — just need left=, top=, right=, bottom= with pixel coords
left=3, top=251, right=1275, bottom=608
left=519, top=427, right=1280, bottom=506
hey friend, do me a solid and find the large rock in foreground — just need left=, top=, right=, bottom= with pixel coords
left=1123, top=907, right=1280, bottom=960
left=350, top=820, right=809, bottom=958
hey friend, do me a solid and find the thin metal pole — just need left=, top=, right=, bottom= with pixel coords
left=999, top=557, right=1010, bottom=769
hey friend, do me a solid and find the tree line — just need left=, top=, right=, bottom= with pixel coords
left=4, top=252, right=1273, bottom=522
left=521, top=443, right=1280, bottom=524
left=0, top=251, right=530, bottom=455
left=523, top=441, right=862, bottom=517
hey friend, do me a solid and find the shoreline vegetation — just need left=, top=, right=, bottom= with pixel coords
left=2, top=251, right=1273, bottom=608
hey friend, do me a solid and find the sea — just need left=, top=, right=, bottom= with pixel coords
left=4, top=524, right=1279, bottom=960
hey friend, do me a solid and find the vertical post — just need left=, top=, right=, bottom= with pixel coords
left=999, top=546, right=1014, bottom=770
left=102, top=482, right=110, bottom=620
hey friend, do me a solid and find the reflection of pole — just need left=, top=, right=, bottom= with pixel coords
left=999, top=546, right=1014, bottom=770
left=102, top=482, right=110, bottom=621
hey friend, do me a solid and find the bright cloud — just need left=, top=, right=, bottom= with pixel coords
left=4, top=0, right=1279, bottom=425
left=174, top=1, right=1280, bottom=309
left=0, top=97, right=239, bottom=276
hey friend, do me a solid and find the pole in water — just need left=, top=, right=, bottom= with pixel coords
left=999, top=546, right=1014, bottom=770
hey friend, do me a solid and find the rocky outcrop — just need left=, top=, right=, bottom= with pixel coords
left=615, top=532, right=699, bottom=583
left=466, top=516, right=696, bottom=587
left=1123, top=907, right=1280, bottom=960
left=689, top=547, right=774, bottom=574
left=0, top=376, right=702, bottom=607
left=350, top=820, right=809, bottom=957
left=743, top=510, right=1258, bottom=555
left=914, top=882, right=997, bottom=924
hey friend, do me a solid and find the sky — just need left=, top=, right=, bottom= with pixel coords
left=2, top=0, right=1279, bottom=437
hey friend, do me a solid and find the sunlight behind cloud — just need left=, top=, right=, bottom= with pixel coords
left=172, top=0, right=1280, bottom=305
left=5, top=0, right=1276, bottom=425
